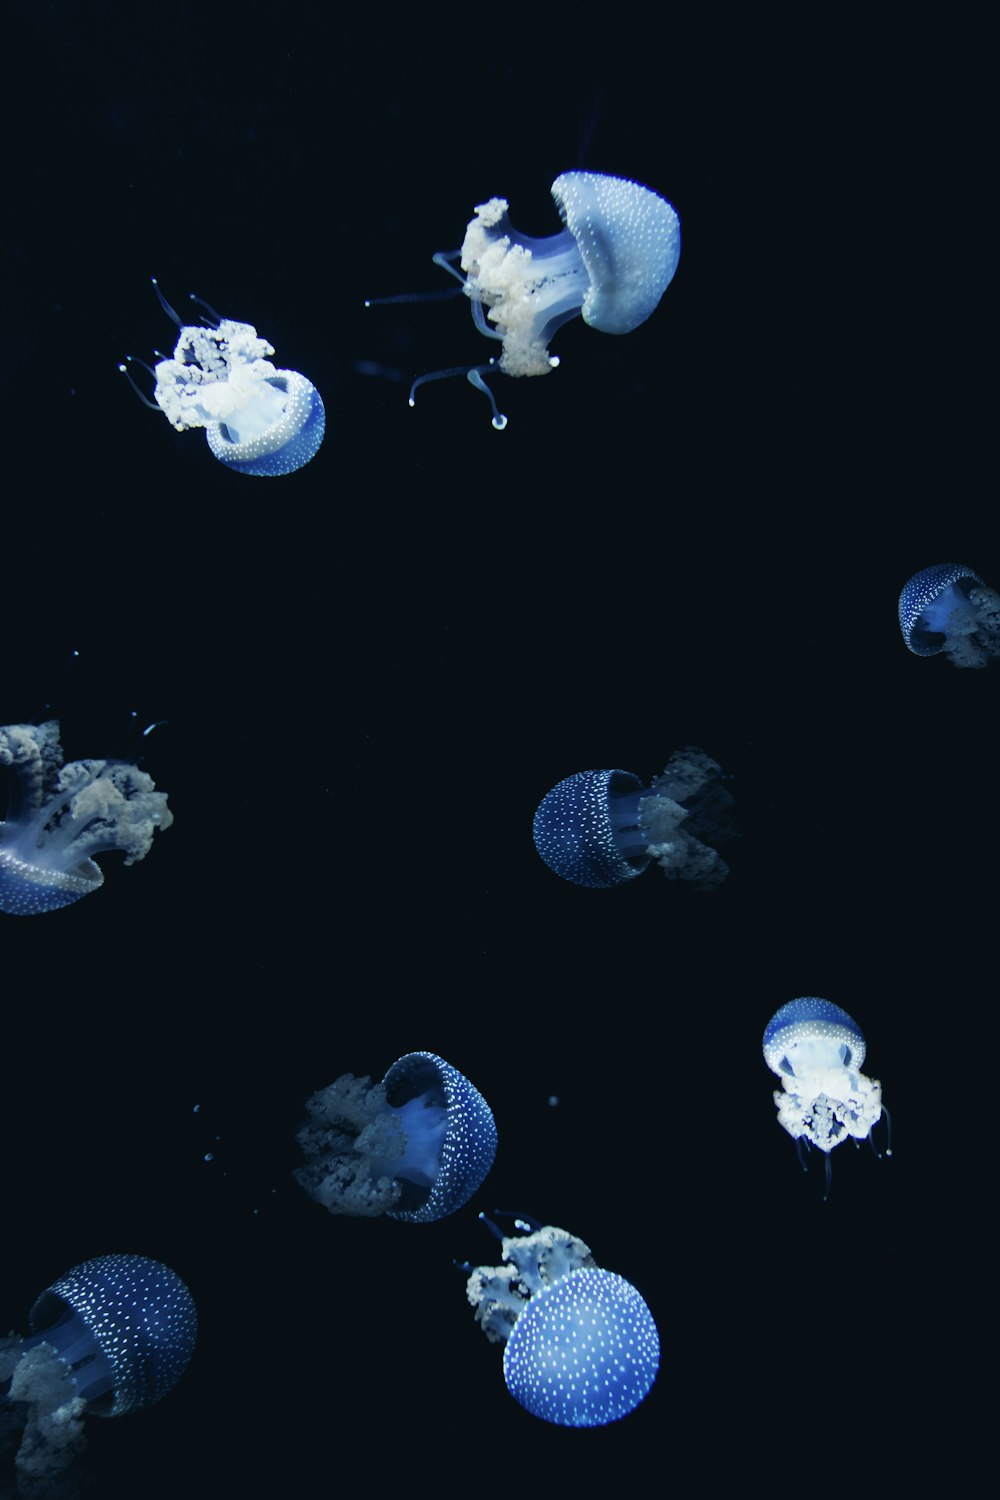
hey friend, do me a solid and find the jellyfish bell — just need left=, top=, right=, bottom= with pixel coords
left=0, top=1255, right=196, bottom=1485
left=123, top=280, right=325, bottom=476
left=898, top=562, right=1000, bottom=667
left=763, top=997, right=889, bottom=1195
left=295, top=1050, right=497, bottom=1223
left=532, top=747, right=734, bottom=890
left=465, top=1221, right=659, bottom=1428
left=369, top=170, right=680, bottom=427
left=0, top=720, right=173, bottom=916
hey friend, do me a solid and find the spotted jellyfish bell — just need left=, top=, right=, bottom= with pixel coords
left=763, top=998, right=890, bottom=1195
left=295, top=1050, right=497, bottom=1223
left=898, top=562, right=1000, bottom=668
left=122, top=279, right=325, bottom=476
left=369, top=170, right=680, bottom=429
left=465, top=1219, right=660, bottom=1428
left=0, top=1254, right=196, bottom=1485
left=532, top=746, right=735, bottom=890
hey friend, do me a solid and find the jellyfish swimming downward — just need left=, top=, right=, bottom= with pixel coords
left=295, top=1051, right=497, bottom=1223
left=369, top=170, right=681, bottom=428
left=533, top=746, right=735, bottom=889
left=0, top=720, right=173, bottom=916
left=763, top=997, right=890, bottom=1194
left=465, top=1219, right=659, bottom=1427
left=123, top=280, right=325, bottom=476
left=0, top=1254, right=196, bottom=1488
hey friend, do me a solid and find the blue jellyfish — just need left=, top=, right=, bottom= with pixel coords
left=0, top=721, right=173, bottom=916
left=465, top=1221, right=659, bottom=1428
left=0, top=1254, right=196, bottom=1487
left=533, top=746, right=734, bottom=889
left=898, top=562, right=1000, bottom=668
left=124, top=280, right=325, bottom=476
left=295, top=1050, right=497, bottom=1223
left=763, top=998, right=889, bottom=1193
left=372, top=170, right=680, bottom=428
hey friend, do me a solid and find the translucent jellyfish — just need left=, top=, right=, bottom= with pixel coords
left=0, top=721, right=173, bottom=916
left=0, top=1254, right=196, bottom=1487
left=295, top=1050, right=497, bottom=1223
left=466, top=1220, right=659, bottom=1428
left=898, top=562, right=1000, bottom=668
left=763, top=997, right=889, bottom=1193
left=532, top=746, right=734, bottom=890
left=371, top=170, right=680, bottom=428
left=123, top=280, right=325, bottom=476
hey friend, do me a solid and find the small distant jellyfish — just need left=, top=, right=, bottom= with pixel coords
left=533, top=746, right=735, bottom=890
left=124, top=280, right=325, bottom=476
left=466, top=1221, right=659, bottom=1428
left=295, top=1050, right=497, bottom=1223
left=0, top=1254, right=196, bottom=1487
left=0, top=721, right=173, bottom=916
left=371, top=170, right=680, bottom=428
left=763, top=997, right=888, bottom=1192
left=898, top=563, right=1000, bottom=668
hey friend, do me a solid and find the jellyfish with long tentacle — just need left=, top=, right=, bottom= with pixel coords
left=763, top=997, right=890, bottom=1196
left=0, top=1254, right=196, bottom=1488
left=465, top=1219, right=659, bottom=1427
left=533, top=747, right=735, bottom=890
left=0, top=721, right=173, bottom=915
left=295, top=1051, right=497, bottom=1223
left=123, top=280, right=325, bottom=476
left=898, top=562, right=1000, bottom=667
left=369, top=171, right=680, bottom=427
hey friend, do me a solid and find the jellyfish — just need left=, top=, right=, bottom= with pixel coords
left=295, top=1051, right=497, bottom=1223
left=763, top=997, right=888, bottom=1193
left=898, top=563, right=1000, bottom=668
left=532, top=746, right=734, bottom=890
left=0, top=1254, right=196, bottom=1488
left=370, top=170, right=680, bottom=428
left=465, top=1220, right=659, bottom=1428
left=123, top=280, right=325, bottom=476
left=0, top=721, right=173, bottom=916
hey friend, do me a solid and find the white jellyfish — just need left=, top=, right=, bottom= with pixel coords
left=122, top=281, right=325, bottom=476
left=368, top=170, right=681, bottom=428
left=0, top=721, right=172, bottom=915
left=763, top=997, right=889, bottom=1194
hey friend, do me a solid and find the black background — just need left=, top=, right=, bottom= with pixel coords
left=3, top=4, right=990, bottom=1494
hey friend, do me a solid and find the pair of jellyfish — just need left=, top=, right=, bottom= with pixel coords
left=294, top=1055, right=659, bottom=1426
left=0, top=721, right=172, bottom=916
left=899, top=563, right=1000, bottom=668
left=127, top=169, right=680, bottom=469
left=1, top=1255, right=195, bottom=1489
left=762, top=998, right=889, bottom=1196
left=532, top=746, right=735, bottom=889
left=465, top=1218, right=660, bottom=1428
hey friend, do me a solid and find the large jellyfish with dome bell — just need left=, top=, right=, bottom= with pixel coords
left=295, top=1051, right=497, bottom=1223
left=1, top=1254, right=196, bottom=1489
left=465, top=1218, right=659, bottom=1428
left=369, top=170, right=680, bottom=429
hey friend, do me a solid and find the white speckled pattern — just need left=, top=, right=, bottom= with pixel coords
left=552, top=171, right=681, bottom=334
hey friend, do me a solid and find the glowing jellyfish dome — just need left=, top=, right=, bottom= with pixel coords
left=465, top=1220, right=659, bottom=1427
